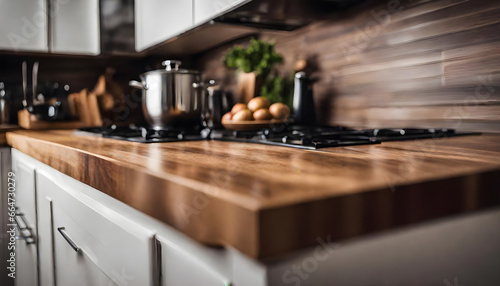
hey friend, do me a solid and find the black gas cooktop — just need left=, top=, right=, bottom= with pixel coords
left=75, top=125, right=480, bottom=150
left=75, top=125, right=206, bottom=143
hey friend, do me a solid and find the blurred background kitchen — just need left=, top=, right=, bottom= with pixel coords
left=0, top=0, right=498, bottom=132
left=1, top=0, right=500, bottom=286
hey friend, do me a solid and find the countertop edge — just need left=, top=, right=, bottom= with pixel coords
left=6, top=130, right=500, bottom=258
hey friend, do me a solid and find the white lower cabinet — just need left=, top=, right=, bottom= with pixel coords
left=12, top=150, right=38, bottom=286
left=50, top=197, right=120, bottom=286
left=0, top=147, right=12, bottom=286
left=12, top=149, right=155, bottom=286
left=13, top=149, right=236, bottom=286
left=36, top=166, right=154, bottom=286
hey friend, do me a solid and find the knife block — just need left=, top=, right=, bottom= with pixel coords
left=18, top=89, right=102, bottom=129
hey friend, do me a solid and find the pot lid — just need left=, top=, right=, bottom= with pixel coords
left=143, top=60, right=200, bottom=75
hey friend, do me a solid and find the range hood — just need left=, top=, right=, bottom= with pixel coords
left=101, top=0, right=366, bottom=56
left=214, top=0, right=365, bottom=31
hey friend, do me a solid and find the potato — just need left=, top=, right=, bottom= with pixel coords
left=269, top=103, right=290, bottom=120
left=232, top=109, right=252, bottom=121
left=247, top=97, right=271, bottom=112
left=222, top=112, right=233, bottom=122
left=253, top=108, right=273, bottom=120
left=231, top=103, right=247, bottom=114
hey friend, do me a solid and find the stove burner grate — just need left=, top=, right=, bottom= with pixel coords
left=75, top=125, right=480, bottom=149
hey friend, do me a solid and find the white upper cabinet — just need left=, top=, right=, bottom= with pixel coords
left=0, top=0, right=99, bottom=55
left=135, top=0, right=193, bottom=52
left=135, top=0, right=252, bottom=52
left=194, top=0, right=248, bottom=25
left=0, top=0, right=48, bottom=52
left=50, top=0, right=100, bottom=55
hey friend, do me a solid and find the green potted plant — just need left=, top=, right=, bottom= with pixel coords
left=224, top=38, right=283, bottom=103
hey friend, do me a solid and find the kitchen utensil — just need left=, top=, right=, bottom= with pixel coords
left=202, top=82, right=231, bottom=129
left=0, top=82, right=9, bottom=124
left=22, top=61, right=27, bottom=107
left=27, top=102, right=65, bottom=121
left=37, top=81, right=71, bottom=99
left=222, top=119, right=288, bottom=131
left=129, top=60, right=208, bottom=130
left=32, top=62, right=39, bottom=105
left=292, top=71, right=316, bottom=125
left=22, top=61, right=70, bottom=122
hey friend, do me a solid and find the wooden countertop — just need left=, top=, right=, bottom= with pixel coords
left=6, top=130, right=500, bottom=258
left=0, top=124, right=19, bottom=145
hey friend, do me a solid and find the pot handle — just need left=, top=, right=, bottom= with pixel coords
left=129, top=80, right=148, bottom=90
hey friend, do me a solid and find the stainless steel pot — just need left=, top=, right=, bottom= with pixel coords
left=129, top=60, right=205, bottom=130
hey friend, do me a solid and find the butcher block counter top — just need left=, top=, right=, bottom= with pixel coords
left=0, top=124, right=19, bottom=145
left=6, top=130, right=500, bottom=258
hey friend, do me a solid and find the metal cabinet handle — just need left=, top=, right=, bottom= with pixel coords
left=14, top=213, right=35, bottom=244
left=57, top=227, right=80, bottom=252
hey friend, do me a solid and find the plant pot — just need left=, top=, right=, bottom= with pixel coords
left=237, top=72, right=263, bottom=104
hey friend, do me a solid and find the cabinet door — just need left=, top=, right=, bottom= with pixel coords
left=0, top=0, right=48, bottom=52
left=0, top=148, right=11, bottom=286
left=52, top=204, right=117, bottom=286
left=135, top=0, right=192, bottom=52
left=156, top=235, right=231, bottom=286
left=36, top=182, right=54, bottom=286
left=50, top=0, right=100, bottom=55
left=36, top=170, right=153, bottom=286
left=194, top=0, right=249, bottom=25
left=11, top=150, right=38, bottom=286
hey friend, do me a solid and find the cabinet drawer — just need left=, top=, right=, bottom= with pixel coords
left=52, top=205, right=125, bottom=286
left=36, top=171, right=154, bottom=286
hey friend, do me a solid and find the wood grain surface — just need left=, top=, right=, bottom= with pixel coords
left=0, top=124, right=19, bottom=145
left=6, top=130, right=500, bottom=258
left=196, top=0, right=500, bottom=133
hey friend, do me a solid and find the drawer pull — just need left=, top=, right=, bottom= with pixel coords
left=57, top=227, right=80, bottom=252
left=14, top=212, right=35, bottom=244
